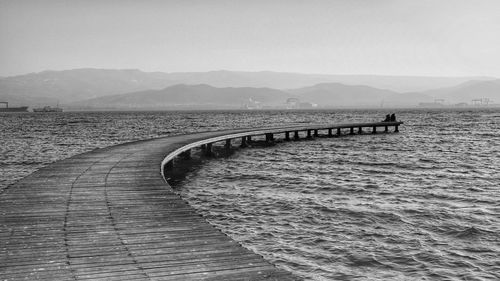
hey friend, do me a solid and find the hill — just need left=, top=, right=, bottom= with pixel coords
left=291, top=83, right=396, bottom=107
left=0, top=68, right=176, bottom=103
left=290, top=83, right=434, bottom=107
left=423, top=79, right=500, bottom=104
left=72, top=84, right=293, bottom=110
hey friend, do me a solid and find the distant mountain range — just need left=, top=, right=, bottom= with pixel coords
left=148, top=70, right=490, bottom=92
left=0, top=68, right=498, bottom=109
left=0, top=69, right=174, bottom=104
left=75, top=84, right=292, bottom=109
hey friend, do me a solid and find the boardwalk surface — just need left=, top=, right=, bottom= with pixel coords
left=1, top=128, right=305, bottom=281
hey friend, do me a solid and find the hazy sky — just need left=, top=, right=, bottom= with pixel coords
left=1, top=0, right=499, bottom=77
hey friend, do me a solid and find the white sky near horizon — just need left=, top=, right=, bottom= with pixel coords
left=0, top=0, right=499, bottom=77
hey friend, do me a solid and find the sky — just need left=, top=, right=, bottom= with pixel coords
left=1, top=0, right=499, bottom=77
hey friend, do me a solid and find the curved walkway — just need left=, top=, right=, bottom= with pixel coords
left=1, top=122, right=402, bottom=280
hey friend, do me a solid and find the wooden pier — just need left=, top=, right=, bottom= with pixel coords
left=0, top=121, right=402, bottom=280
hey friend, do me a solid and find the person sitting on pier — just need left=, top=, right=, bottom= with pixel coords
left=383, top=114, right=391, bottom=122
left=390, top=113, right=396, bottom=122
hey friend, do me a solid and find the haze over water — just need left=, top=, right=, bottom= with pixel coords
left=1, top=109, right=499, bottom=280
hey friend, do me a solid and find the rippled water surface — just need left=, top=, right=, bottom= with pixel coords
left=1, top=110, right=335, bottom=189
left=1, top=109, right=499, bottom=280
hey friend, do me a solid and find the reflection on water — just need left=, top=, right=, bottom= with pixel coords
left=1, top=109, right=499, bottom=280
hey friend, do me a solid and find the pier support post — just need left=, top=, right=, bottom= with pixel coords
left=265, top=133, right=274, bottom=143
left=200, top=144, right=206, bottom=150
left=225, top=139, right=231, bottom=150
left=337, top=128, right=341, bottom=136
left=372, top=126, right=377, bottom=134
left=247, top=136, right=252, bottom=142
left=358, top=127, right=363, bottom=134
left=314, top=130, right=319, bottom=137
left=180, top=149, right=191, bottom=159
left=328, top=128, right=333, bottom=137
left=307, top=130, right=312, bottom=139
left=395, top=125, right=399, bottom=133
left=285, top=132, right=290, bottom=141
left=205, top=143, right=213, bottom=156
left=240, top=136, right=248, bottom=148
left=350, top=127, right=355, bottom=135
left=294, top=131, right=299, bottom=140
left=385, top=126, right=388, bottom=133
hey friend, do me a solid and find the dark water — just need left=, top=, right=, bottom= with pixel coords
left=1, top=109, right=499, bottom=280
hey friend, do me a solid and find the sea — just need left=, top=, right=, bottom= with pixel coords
left=1, top=109, right=499, bottom=280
